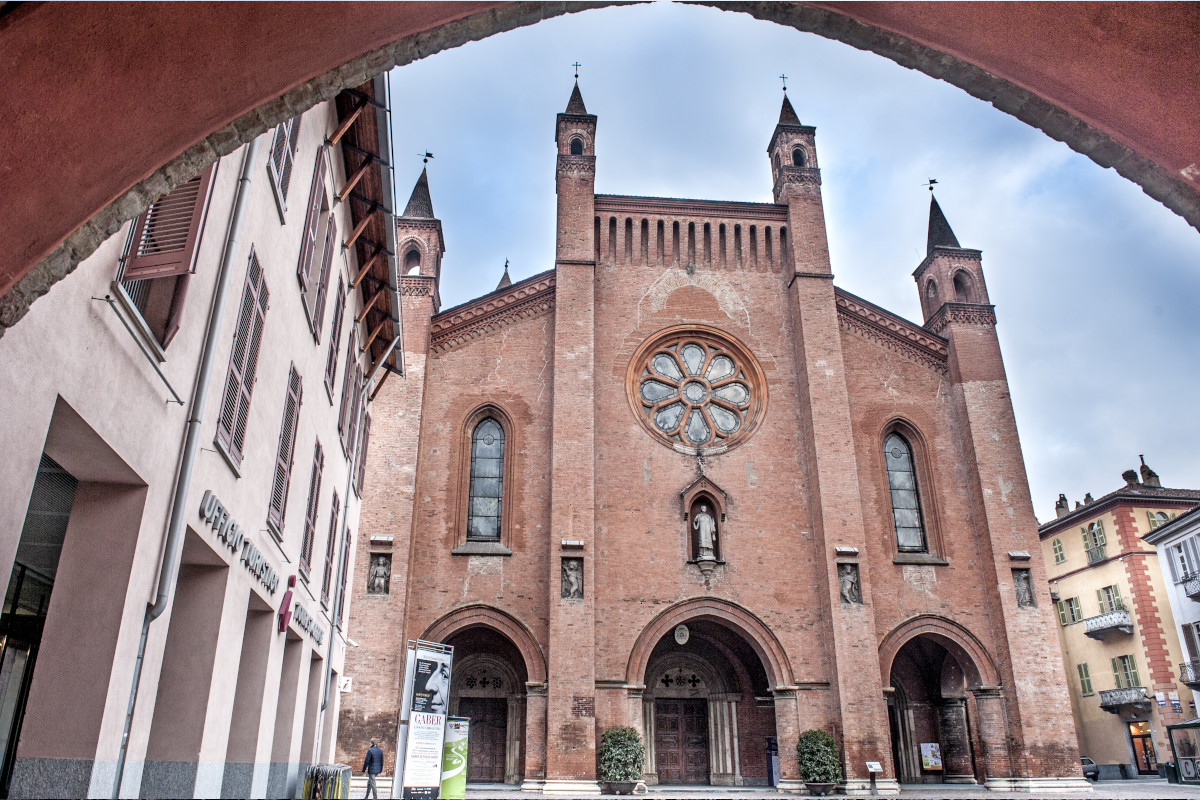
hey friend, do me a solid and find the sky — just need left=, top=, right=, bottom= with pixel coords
left=385, top=2, right=1200, bottom=523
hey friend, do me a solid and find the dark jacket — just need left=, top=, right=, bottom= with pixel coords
left=363, top=745, right=384, bottom=775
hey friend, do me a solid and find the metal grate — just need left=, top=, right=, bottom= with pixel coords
left=15, top=454, right=77, bottom=581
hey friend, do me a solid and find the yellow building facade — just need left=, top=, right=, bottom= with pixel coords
left=1039, top=463, right=1200, bottom=778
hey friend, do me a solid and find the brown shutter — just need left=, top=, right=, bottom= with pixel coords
left=269, top=117, right=302, bottom=203
left=322, top=491, right=340, bottom=605
left=337, top=331, right=357, bottom=445
left=324, top=280, right=346, bottom=395
left=216, top=253, right=269, bottom=465
left=268, top=364, right=303, bottom=532
left=124, top=165, right=215, bottom=280
left=336, top=525, right=351, bottom=627
left=300, top=439, right=324, bottom=575
left=346, top=365, right=363, bottom=457
left=296, top=150, right=327, bottom=290
left=311, top=214, right=338, bottom=342
left=355, top=412, right=371, bottom=496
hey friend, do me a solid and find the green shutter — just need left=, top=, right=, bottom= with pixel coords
left=1082, top=527, right=1091, bottom=548
left=1112, top=657, right=1123, bottom=688
left=1097, top=589, right=1106, bottom=613
left=1112, top=584, right=1124, bottom=611
left=1096, top=520, right=1106, bottom=546
left=1148, top=511, right=1158, bottom=529
left=1078, top=663, right=1093, bottom=695
left=1128, top=658, right=1141, bottom=687
left=1057, top=600, right=1068, bottom=626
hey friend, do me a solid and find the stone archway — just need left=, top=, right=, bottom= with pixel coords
left=3, top=3, right=1198, bottom=333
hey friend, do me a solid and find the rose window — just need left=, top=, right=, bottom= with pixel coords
left=628, top=326, right=766, bottom=453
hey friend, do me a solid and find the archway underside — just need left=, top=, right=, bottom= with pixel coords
left=2, top=1, right=1196, bottom=334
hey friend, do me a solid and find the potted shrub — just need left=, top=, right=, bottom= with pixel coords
left=796, top=729, right=843, bottom=796
left=598, top=726, right=645, bottom=795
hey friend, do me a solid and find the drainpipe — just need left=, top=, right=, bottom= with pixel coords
left=113, top=138, right=260, bottom=798
left=313, top=335, right=400, bottom=763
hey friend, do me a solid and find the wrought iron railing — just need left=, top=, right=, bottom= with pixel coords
left=1181, top=661, right=1200, bottom=687
left=1084, top=608, right=1133, bottom=639
left=1099, top=686, right=1151, bottom=712
left=1085, top=545, right=1107, bottom=564
left=1182, top=571, right=1200, bottom=600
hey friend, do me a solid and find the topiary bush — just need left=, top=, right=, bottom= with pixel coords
left=597, top=726, right=645, bottom=782
left=796, top=729, right=843, bottom=784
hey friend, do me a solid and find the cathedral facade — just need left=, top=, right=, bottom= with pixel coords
left=337, top=86, right=1086, bottom=793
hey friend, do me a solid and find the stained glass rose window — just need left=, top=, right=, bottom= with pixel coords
left=628, top=326, right=766, bottom=453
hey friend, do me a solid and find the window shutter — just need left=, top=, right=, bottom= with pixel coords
left=124, top=166, right=215, bottom=280
left=311, top=214, right=338, bottom=342
left=268, top=117, right=302, bottom=204
left=300, top=439, right=324, bottom=575
left=337, top=331, right=357, bottom=444
left=1111, top=584, right=1123, bottom=610
left=324, top=280, right=346, bottom=396
left=1128, top=658, right=1141, bottom=687
left=1057, top=600, right=1067, bottom=626
left=160, top=269, right=193, bottom=348
left=268, top=365, right=303, bottom=532
left=1112, top=657, right=1123, bottom=688
left=1082, top=528, right=1090, bottom=549
left=355, top=412, right=371, bottom=496
left=1148, top=511, right=1158, bottom=529
left=322, top=492, right=340, bottom=605
left=346, top=366, right=363, bottom=458
left=296, top=151, right=327, bottom=291
left=1096, top=589, right=1106, bottom=613
left=1095, top=520, right=1106, bottom=546
left=216, top=253, right=269, bottom=465
left=335, top=526, right=351, bottom=627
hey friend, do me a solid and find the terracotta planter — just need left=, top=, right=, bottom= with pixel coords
left=805, top=782, right=837, bottom=796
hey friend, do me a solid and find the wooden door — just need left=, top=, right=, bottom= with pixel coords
left=654, top=699, right=709, bottom=784
left=459, top=697, right=507, bottom=782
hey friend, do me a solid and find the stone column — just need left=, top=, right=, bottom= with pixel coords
left=971, top=687, right=1012, bottom=790
left=937, top=698, right=975, bottom=783
left=641, top=698, right=657, bottom=784
left=708, top=697, right=739, bottom=786
left=505, top=695, right=523, bottom=784
left=521, top=682, right=547, bottom=790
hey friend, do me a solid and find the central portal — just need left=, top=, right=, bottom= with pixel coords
left=654, top=698, right=709, bottom=784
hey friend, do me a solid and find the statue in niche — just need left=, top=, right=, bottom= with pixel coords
left=838, top=563, right=862, bottom=604
left=1013, top=569, right=1034, bottom=607
left=692, top=503, right=718, bottom=561
left=561, top=558, right=583, bottom=599
left=368, top=554, right=391, bottom=595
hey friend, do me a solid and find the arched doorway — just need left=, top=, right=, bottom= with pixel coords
left=442, top=627, right=528, bottom=785
left=880, top=616, right=1005, bottom=787
left=640, top=619, right=777, bottom=787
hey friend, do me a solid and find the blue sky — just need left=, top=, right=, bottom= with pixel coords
left=387, top=3, right=1200, bottom=522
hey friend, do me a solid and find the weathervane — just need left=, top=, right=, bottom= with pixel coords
left=923, top=178, right=938, bottom=194
left=779, top=73, right=788, bottom=93
left=573, top=62, right=581, bottom=80
left=419, top=151, right=434, bottom=164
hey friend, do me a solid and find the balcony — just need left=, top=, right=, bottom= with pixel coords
left=1085, top=545, right=1107, bottom=564
left=1084, top=608, right=1134, bottom=640
left=1181, top=661, right=1200, bottom=690
left=1183, top=571, right=1200, bottom=601
left=1099, top=687, right=1152, bottom=714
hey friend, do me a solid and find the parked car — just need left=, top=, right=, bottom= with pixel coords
left=1081, top=757, right=1099, bottom=781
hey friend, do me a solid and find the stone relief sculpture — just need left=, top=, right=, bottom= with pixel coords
left=693, top=504, right=717, bottom=561
left=838, top=563, right=862, bottom=604
left=1013, top=568, right=1034, bottom=607
left=367, top=554, right=391, bottom=595
left=561, top=557, right=583, bottom=599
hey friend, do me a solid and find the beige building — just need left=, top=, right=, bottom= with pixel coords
left=1039, top=461, right=1200, bottom=779
left=0, top=78, right=401, bottom=797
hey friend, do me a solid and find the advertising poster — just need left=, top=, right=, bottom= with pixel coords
left=401, top=643, right=453, bottom=799
left=439, top=717, right=470, bottom=799
left=920, top=742, right=943, bottom=771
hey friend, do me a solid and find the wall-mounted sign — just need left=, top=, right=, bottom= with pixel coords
left=293, top=600, right=324, bottom=645
left=920, top=743, right=942, bottom=771
left=200, top=490, right=279, bottom=595
left=339, top=676, right=352, bottom=693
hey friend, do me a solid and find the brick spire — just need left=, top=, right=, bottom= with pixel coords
left=778, top=93, right=801, bottom=125
left=926, top=195, right=961, bottom=255
left=565, top=82, right=587, bottom=114
left=402, top=167, right=435, bottom=219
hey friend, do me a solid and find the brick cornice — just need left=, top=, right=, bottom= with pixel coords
left=835, top=288, right=949, bottom=374
left=924, top=302, right=997, bottom=335
left=595, top=194, right=788, bottom=221
left=556, top=154, right=595, bottom=176
left=430, top=270, right=555, bottom=354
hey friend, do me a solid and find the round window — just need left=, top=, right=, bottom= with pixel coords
left=627, top=326, right=767, bottom=454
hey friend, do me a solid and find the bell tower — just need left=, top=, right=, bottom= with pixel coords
left=396, top=167, right=444, bottom=312
left=555, top=81, right=597, bottom=262
left=912, top=195, right=990, bottom=327
left=770, top=92, right=830, bottom=276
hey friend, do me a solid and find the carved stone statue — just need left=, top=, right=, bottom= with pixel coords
left=693, top=504, right=717, bottom=561
left=1014, top=569, right=1034, bottom=607
left=838, top=563, right=861, bottom=604
left=561, top=558, right=583, bottom=599
left=368, top=555, right=390, bottom=595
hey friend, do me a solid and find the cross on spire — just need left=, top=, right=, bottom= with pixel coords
left=779, top=73, right=788, bottom=92
left=573, top=62, right=581, bottom=79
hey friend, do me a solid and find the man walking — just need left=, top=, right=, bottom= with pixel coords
left=362, top=740, right=384, bottom=799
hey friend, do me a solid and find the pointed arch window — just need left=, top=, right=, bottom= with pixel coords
left=467, top=419, right=504, bottom=542
left=885, top=433, right=926, bottom=553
